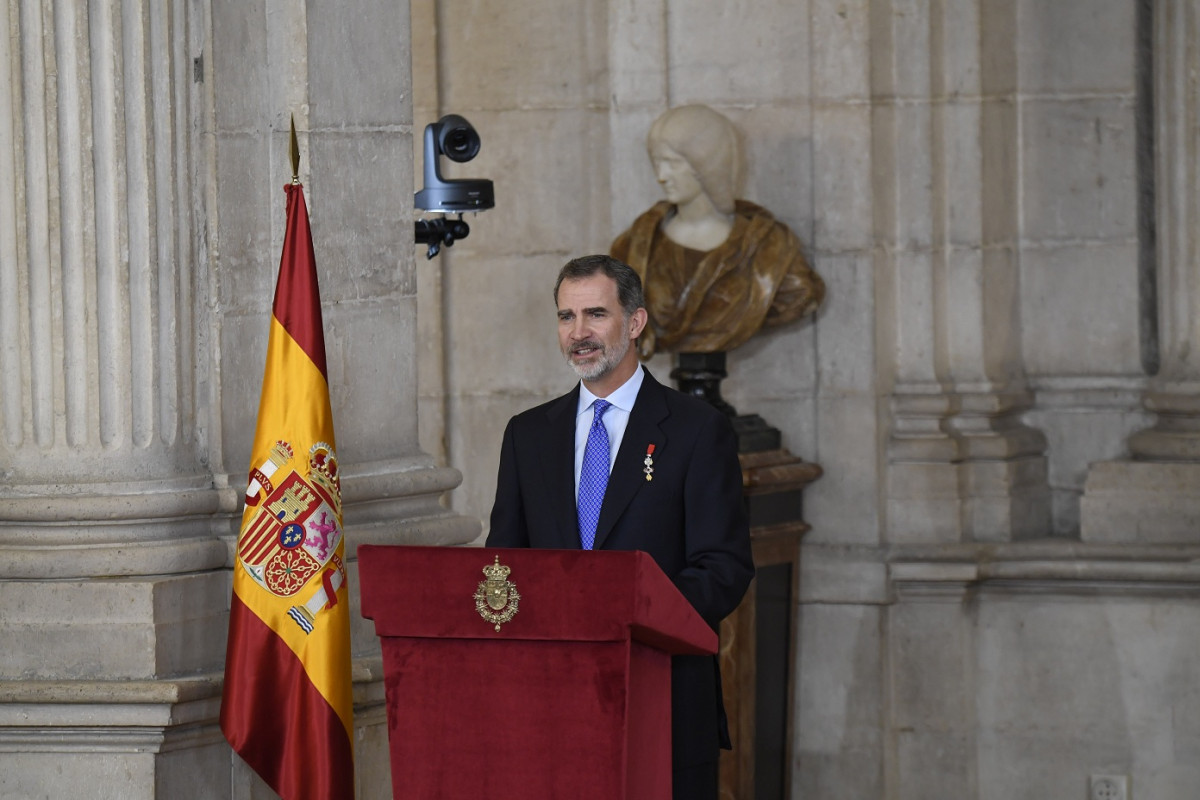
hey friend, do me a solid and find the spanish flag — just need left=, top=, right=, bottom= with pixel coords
left=221, top=183, right=355, bottom=800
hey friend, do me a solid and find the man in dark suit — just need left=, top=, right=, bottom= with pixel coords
left=486, top=254, right=755, bottom=800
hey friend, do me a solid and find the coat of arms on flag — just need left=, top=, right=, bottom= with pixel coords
left=240, top=440, right=346, bottom=633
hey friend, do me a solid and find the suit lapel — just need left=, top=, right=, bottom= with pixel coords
left=540, top=386, right=581, bottom=549
left=593, top=373, right=669, bottom=550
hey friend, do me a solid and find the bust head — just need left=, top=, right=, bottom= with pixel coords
left=646, top=105, right=740, bottom=215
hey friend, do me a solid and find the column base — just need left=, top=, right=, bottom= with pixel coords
left=0, top=572, right=230, bottom=680
left=0, top=662, right=392, bottom=799
left=887, top=390, right=1051, bottom=543
left=0, top=476, right=230, bottom=580
left=887, top=457, right=1050, bottom=544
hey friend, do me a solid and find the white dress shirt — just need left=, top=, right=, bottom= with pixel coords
left=574, top=365, right=645, bottom=497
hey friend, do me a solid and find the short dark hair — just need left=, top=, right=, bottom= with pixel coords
left=553, top=254, right=645, bottom=317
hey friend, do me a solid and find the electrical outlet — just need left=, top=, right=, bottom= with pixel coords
left=1089, top=774, right=1129, bottom=800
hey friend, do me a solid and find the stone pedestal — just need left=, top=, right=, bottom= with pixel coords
left=1082, top=391, right=1200, bottom=546
left=1081, top=460, right=1200, bottom=544
left=887, top=391, right=1050, bottom=544
left=1082, top=390, right=1200, bottom=544
left=719, top=441, right=821, bottom=800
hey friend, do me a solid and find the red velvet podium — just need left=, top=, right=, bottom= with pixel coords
left=358, top=545, right=717, bottom=800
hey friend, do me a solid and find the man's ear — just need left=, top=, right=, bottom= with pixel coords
left=628, top=308, right=649, bottom=340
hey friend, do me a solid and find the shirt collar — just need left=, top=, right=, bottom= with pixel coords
left=578, top=365, right=644, bottom=416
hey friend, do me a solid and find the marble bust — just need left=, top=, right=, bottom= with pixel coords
left=611, top=104, right=825, bottom=358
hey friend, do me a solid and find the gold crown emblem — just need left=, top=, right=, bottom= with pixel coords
left=482, top=556, right=510, bottom=581
left=270, top=440, right=294, bottom=464
left=475, top=556, right=519, bottom=631
left=307, top=442, right=341, bottom=499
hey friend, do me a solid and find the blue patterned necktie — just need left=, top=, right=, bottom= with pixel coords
left=577, top=399, right=612, bottom=550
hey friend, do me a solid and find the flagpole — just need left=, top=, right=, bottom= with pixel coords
left=290, top=114, right=300, bottom=184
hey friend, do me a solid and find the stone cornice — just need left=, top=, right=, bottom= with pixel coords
left=889, top=539, right=1200, bottom=596
left=0, top=657, right=387, bottom=752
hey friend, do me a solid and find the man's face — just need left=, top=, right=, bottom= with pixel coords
left=556, top=274, right=643, bottom=385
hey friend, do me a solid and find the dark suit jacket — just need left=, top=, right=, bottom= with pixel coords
left=486, top=368, right=754, bottom=768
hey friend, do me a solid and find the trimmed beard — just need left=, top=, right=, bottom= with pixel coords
left=564, top=321, right=632, bottom=382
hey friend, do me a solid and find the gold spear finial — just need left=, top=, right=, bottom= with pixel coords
left=290, top=114, right=300, bottom=184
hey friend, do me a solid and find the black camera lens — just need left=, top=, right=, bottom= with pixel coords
left=444, top=129, right=474, bottom=157
left=436, top=115, right=481, bottom=162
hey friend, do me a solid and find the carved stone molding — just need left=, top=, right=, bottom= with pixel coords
left=888, top=389, right=1050, bottom=543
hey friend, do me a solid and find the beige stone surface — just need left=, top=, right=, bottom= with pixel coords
left=439, top=3, right=609, bottom=111
left=976, top=590, right=1200, bottom=798
left=1021, top=98, right=1138, bottom=242
left=1081, top=461, right=1200, bottom=544
left=807, top=393, right=881, bottom=546
left=811, top=105, right=874, bottom=252
left=794, top=602, right=885, bottom=797
left=814, top=254, right=875, bottom=392
left=1017, top=0, right=1136, bottom=92
left=811, top=0, right=871, bottom=101
left=0, top=575, right=227, bottom=680
left=306, top=2, right=412, bottom=126
left=454, top=109, right=616, bottom=256
left=447, top=392, right=563, bottom=528
left=737, top=106, right=816, bottom=230
left=212, top=136, right=277, bottom=305
left=1, top=753, right=164, bottom=799
left=727, top=321, right=819, bottom=402
left=669, top=0, right=810, bottom=104
left=887, top=461, right=968, bottom=544
left=608, top=107, right=669, bottom=232
left=307, top=134, right=417, bottom=299
left=442, top=254, right=566, bottom=393
left=324, top=299, right=420, bottom=460
left=1020, top=243, right=1142, bottom=376
left=1027, top=385, right=1151, bottom=536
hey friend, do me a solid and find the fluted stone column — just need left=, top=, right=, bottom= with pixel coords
left=1081, top=0, right=1200, bottom=543
left=0, top=0, right=224, bottom=581
left=1, top=1, right=475, bottom=797
left=0, top=1, right=234, bottom=796
left=878, top=0, right=1049, bottom=544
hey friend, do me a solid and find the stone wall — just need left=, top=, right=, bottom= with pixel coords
left=416, top=1, right=1200, bottom=798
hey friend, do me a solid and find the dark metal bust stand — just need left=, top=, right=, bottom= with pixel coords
left=672, top=351, right=822, bottom=800
left=671, top=352, right=792, bottom=452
